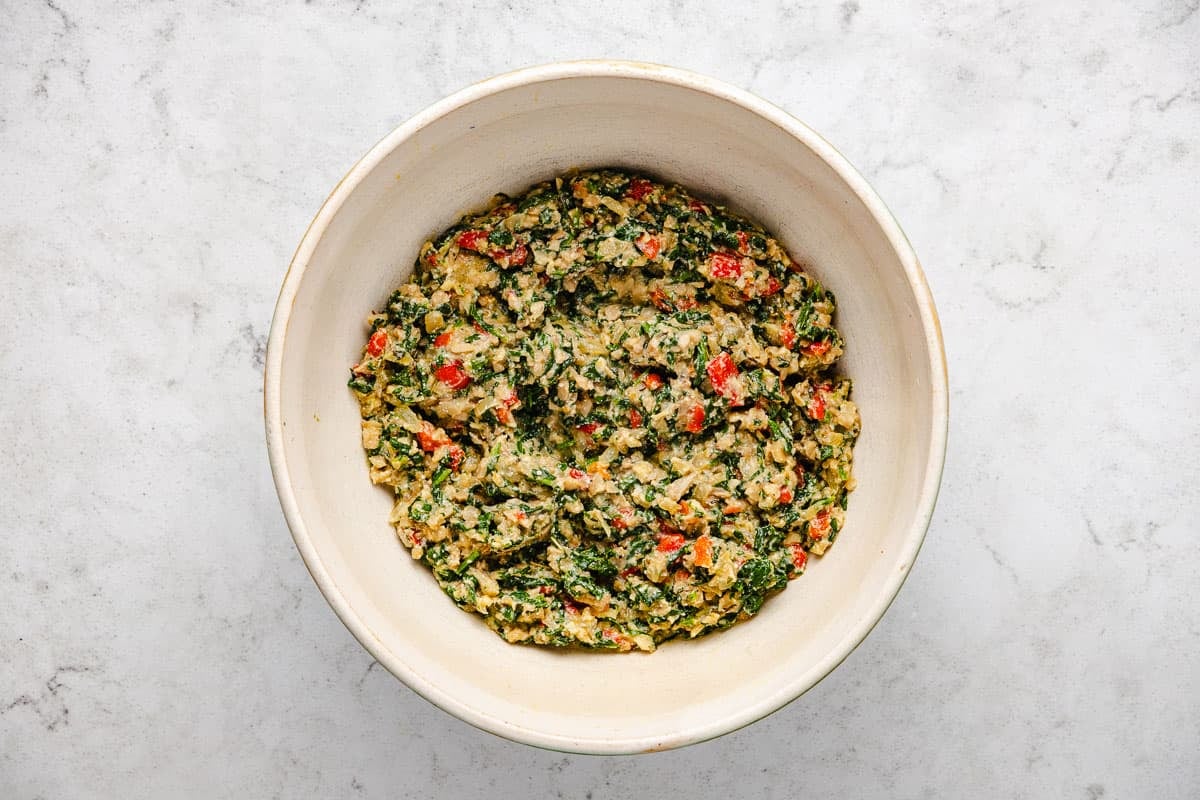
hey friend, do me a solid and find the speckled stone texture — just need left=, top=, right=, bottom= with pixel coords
left=2, top=1, right=1198, bottom=797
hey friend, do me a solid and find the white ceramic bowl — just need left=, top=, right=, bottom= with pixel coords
left=265, top=61, right=947, bottom=754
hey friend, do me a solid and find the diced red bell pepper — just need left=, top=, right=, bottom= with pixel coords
left=684, top=405, right=705, bottom=433
left=649, top=286, right=671, bottom=311
left=635, top=233, right=660, bottom=259
left=577, top=422, right=600, bottom=435
left=735, top=230, right=750, bottom=253
left=805, top=339, right=831, bottom=356
left=705, top=351, right=741, bottom=402
left=688, top=199, right=708, bottom=214
left=809, top=509, right=831, bottom=540
left=568, top=467, right=586, bottom=480
left=693, top=535, right=713, bottom=568
left=657, top=531, right=686, bottom=552
left=611, top=507, right=634, bottom=531
left=433, top=360, right=471, bottom=390
left=446, top=445, right=464, bottom=470
left=789, top=543, right=808, bottom=570
left=490, top=243, right=529, bottom=266
left=643, top=372, right=665, bottom=391
left=415, top=427, right=447, bottom=453
left=366, top=330, right=388, bottom=357
left=455, top=230, right=488, bottom=251
left=781, top=320, right=797, bottom=349
left=808, top=390, right=827, bottom=421
left=433, top=332, right=451, bottom=347
left=495, top=406, right=513, bottom=425
left=628, top=409, right=643, bottom=428
left=779, top=486, right=793, bottom=505
left=627, top=178, right=653, bottom=201
left=709, top=252, right=742, bottom=279
left=761, top=276, right=782, bottom=297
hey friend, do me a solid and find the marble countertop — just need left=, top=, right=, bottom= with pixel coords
left=3, top=1, right=1198, bottom=797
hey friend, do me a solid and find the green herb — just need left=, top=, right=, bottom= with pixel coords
left=488, top=228, right=514, bottom=247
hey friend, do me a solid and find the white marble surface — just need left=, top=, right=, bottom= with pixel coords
left=2, top=1, right=1198, bottom=796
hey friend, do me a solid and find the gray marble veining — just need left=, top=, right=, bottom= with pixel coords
left=2, top=1, right=1198, bottom=797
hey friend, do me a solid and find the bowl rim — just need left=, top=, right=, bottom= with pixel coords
left=264, top=59, right=949, bottom=754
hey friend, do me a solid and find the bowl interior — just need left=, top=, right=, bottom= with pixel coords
left=270, top=67, right=944, bottom=752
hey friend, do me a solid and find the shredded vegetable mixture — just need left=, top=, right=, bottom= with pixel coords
left=348, top=170, right=860, bottom=652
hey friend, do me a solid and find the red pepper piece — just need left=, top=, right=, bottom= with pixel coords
left=490, top=243, right=529, bottom=266
left=455, top=230, right=488, bottom=251
left=635, top=233, right=660, bottom=259
left=735, top=230, right=750, bottom=253
left=781, top=320, right=797, bottom=349
left=627, top=178, right=653, bottom=201
left=577, top=422, right=600, bottom=435
left=433, top=360, right=471, bottom=390
left=642, top=372, right=665, bottom=391
left=629, top=409, right=643, bottom=428
left=611, top=507, right=634, bottom=531
left=656, top=532, right=686, bottom=552
left=809, top=509, right=831, bottom=540
left=709, top=252, right=742, bottom=279
left=684, top=405, right=705, bottom=433
left=415, top=428, right=446, bottom=453
left=805, top=339, right=831, bottom=357
left=366, top=330, right=388, bottom=357
left=809, top=390, right=827, bottom=421
left=433, top=332, right=451, bottom=347
left=705, top=351, right=741, bottom=402
left=789, top=543, right=808, bottom=570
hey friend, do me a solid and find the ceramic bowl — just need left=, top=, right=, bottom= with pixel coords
left=265, top=61, right=947, bottom=754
